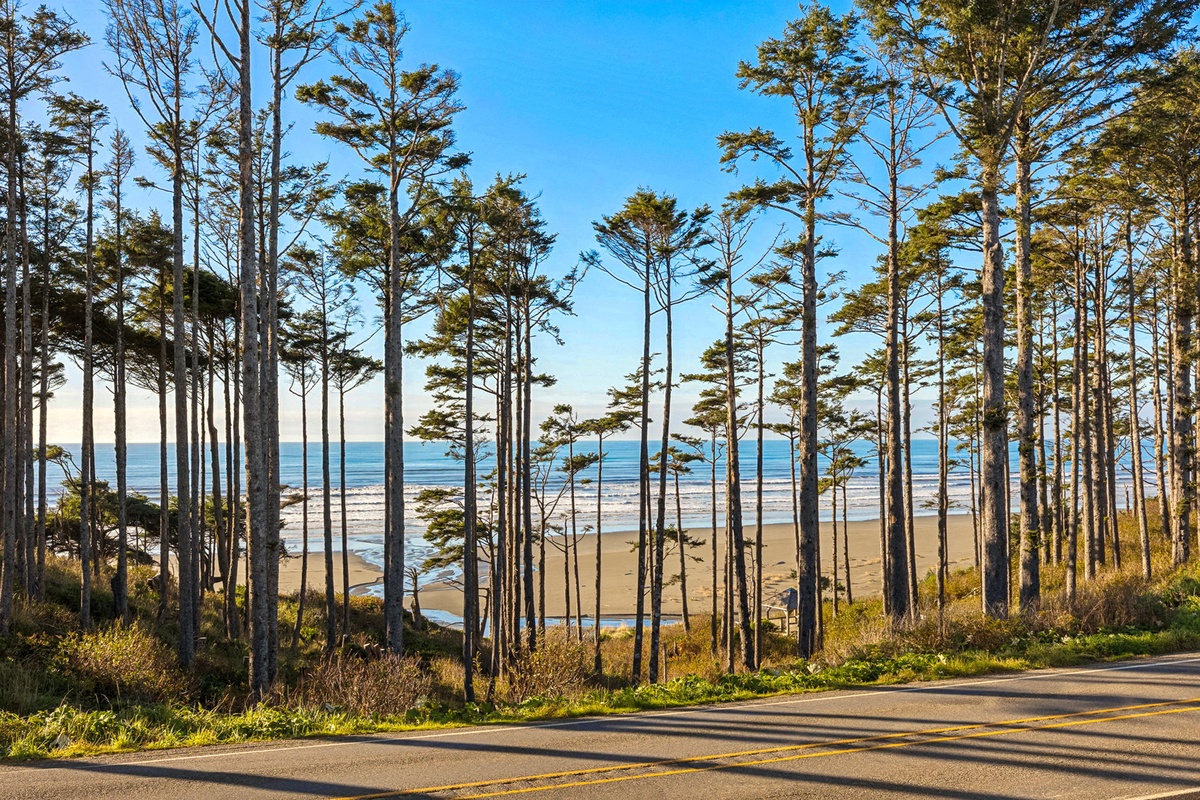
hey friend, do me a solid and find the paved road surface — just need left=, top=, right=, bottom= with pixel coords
left=4, top=653, right=1200, bottom=799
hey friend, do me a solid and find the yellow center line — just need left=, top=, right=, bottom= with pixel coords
left=455, top=703, right=1200, bottom=799
left=333, top=697, right=1200, bottom=800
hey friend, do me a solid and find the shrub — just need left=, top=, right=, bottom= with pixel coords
left=295, top=654, right=431, bottom=717
left=56, top=624, right=188, bottom=705
left=505, top=633, right=591, bottom=705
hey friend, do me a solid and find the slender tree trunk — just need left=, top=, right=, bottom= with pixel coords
left=522, top=313, right=536, bottom=650
left=240, top=0, right=270, bottom=694
left=884, top=169, right=907, bottom=622
left=172, top=142, right=194, bottom=667
left=712, top=435, right=721, bottom=655
left=293, top=374, right=309, bottom=650
left=1151, top=288, right=1171, bottom=542
left=384, top=170, right=407, bottom=654
left=339, top=388, right=350, bottom=637
left=1124, top=222, right=1150, bottom=580
left=902, top=332, right=918, bottom=615
left=633, top=262, right=651, bottom=680
left=159, top=280, right=171, bottom=623
left=112, top=173, right=128, bottom=621
left=19, top=164, right=33, bottom=601
left=79, top=141, right=97, bottom=630
left=1092, top=252, right=1110, bottom=571
left=1015, top=136, right=1041, bottom=611
left=841, top=476, right=851, bottom=605
left=649, top=281, right=674, bottom=682
left=1068, top=246, right=1084, bottom=603
left=206, top=325, right=223, bottom=628
left=1081, top=247, right=1097, bottom=582
left=571, top=446, right=583, bottom=637
left=1171, top=204, right=1195, bottom=564
left=593, top=433, right=604, bottom=674
left=797, top=194, right=821, bottom=655
left=225, top=326, right=241, bottom=639
left=725, top=282, right=753, bottom=671
left=1050, top=294, right=1065, bottom=564
left=979, top=165, right=1010, bottom=618
left=877, top=388, right=889, bottom=614
left=463, top=264, right=477, bottom=700
left=35, top=190, right=49, bottom=602
left=674, top=465, right=689, bottom=632
left=321, top=331, right=336, bottom=651
left=937, top=289, right=948, bottom=626
left=753, top=340, right=765, bottom=662
left=1037, top=313, right=1051, bottom=568
left=831, top=478, right=839, bottom=615
left=0, top=45, right=18, bottom=635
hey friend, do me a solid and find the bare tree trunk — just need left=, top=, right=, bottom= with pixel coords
left=158, top=280, right=170, bottom=623
left=1171, top=204, right=1195, bottom=564
left=19, top=167, right=33, bottom=601
left=522, top=314, right=536, bottom=650
left=339, top=387, right=350, bottom=637
left=1015, top=137, right=1041, bottom=610
left=1151, top=288, right=1171, bottom=542
left=36, top=191, right=50, bottom=602
left=172, top=137, right=194, bottom=668
left=463, top=268, right=477, bottom=699
left=1050, top=294, right=1065, bottom=564
left=979, top=167, right=1010, bottom=618
left=1037, top=311, right=1051, bottom=567
left=1093, top=256, right=1110, bottom=571
left=753, top=339, right=765, bottom=662
left=937, top=290, right=948, bottom=624
left=884, top=168, right=907, bottom=622
left=902, top=333, right=918, bottom=614
left=633, top=265, right=651, bottom=680
left=797, top=195, right=821, bottom=654
left=239, top=0, right=270, bottom=695
left=292, top=373, right=309, bottom=651
left=207, top=324, right=223, bottom=628
left=831, top=480, right=839, bottom=615
left=0, top=38, right=18, bottom=635
left=592, top=432, right=604, bottom=674
left=649, top=281, right=674, bottom=682
left=674, top=465, right=689, bottom=632
left=384, top=168, right=407, bottom=655
left=79, top=140, right=97, bottom=630
left=225, top=321, right=242, bottom=640
left=321, top=330, right=336, bottom=651
left=1068, top=250, right=1084, bottom=603
left=726, top=281, right=753, bottom=671
left=1081, top=250, right=1097, bottom=583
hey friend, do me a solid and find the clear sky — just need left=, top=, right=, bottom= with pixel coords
left=53, top=0, right=899, bottom=444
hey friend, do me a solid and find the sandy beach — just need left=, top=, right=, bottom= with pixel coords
left=277, top=550, right=383, bottom=596
left=277, top=513, right=979, bottom=619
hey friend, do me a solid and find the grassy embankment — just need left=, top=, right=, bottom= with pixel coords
left=2, top=516, right=1198, bottom=760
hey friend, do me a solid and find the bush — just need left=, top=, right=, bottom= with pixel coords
left=56, top=624, right=189, bottom=705
left=295, top=654, right=431, bottom=717
left=505, top=633, right=591, bottom=705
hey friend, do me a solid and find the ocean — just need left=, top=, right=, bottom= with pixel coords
left=57, top=438, right=1149, bottom=586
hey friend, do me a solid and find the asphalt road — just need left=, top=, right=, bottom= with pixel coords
left=4, top=653, right=1200, bottom=799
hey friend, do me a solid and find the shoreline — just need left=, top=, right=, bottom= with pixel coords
left=277, top=513, right=980, bottom=618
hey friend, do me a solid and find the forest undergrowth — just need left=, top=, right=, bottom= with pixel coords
left=1, top=519, right=1198, bottom=761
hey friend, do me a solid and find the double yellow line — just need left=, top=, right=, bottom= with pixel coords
left=334, top=696, right=1200, bottom=799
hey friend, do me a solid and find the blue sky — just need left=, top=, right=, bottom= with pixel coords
left=54, top=0, right=905, bottom=443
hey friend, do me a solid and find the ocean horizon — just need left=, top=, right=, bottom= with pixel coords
left=47, top=438, right=1152, bottom=588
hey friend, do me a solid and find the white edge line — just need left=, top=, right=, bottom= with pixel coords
left=7, top=652, right=1200, bottom=774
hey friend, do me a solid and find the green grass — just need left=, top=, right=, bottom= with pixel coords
left=2, top=551, right=1198, bottom=761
